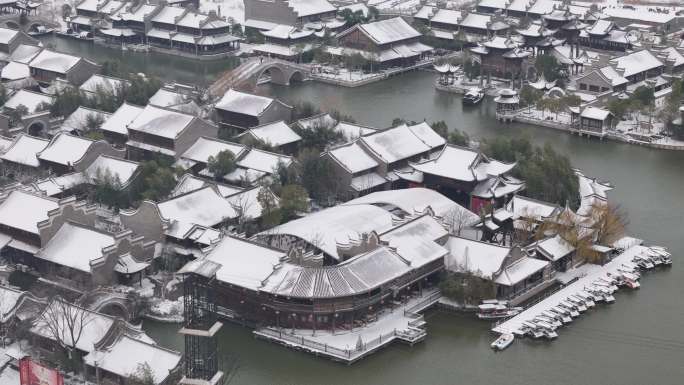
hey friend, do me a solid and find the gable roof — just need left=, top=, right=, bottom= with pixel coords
left=609, top=50, right=663, bottom=78
left=343, top=17, right=421, bottom=46
left=29, top=49, right=85, bottom=74
left=359, top=123, right=443, bottom=164
left=35, top=222, right=116, bottom=273
left=286, top=0, right=335, bottom=17
left=243, top=120, right=301, bottom=147
left=215, top=89, right=279, bottom=117
left=1, top=134, right=50, bottom=167
left=179, top=136, right=246, bottom=165
left=84, top=155, right=140, bottom=187
left=445, top=236, right=511, bottom=278
left=3, top=89, right=54, bottom=113
left=37, top=133, right=96, bottom=166
left=236, top=148, right=293, bottom=173
left=158, top=186, right=236, bottom=239
left=328, top=141, right=378, bottom=174
left=0, top=190, right=59, bottom=235
left=126, top=104, right=195, bottom=139
left=100, top=102, right=144, bottom=136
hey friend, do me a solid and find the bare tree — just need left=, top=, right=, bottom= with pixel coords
left=228, top=192, right=254, bottom=233
left=36, top=298, right=93, bottom=360
left=443, top=207, right=473, bottom=236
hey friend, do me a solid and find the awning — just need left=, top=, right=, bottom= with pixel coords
left=114, top=254, right=150, bottom=274
left=351, top=172, right=388, bottom=192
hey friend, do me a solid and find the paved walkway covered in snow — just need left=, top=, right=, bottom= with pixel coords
left=492, top=244, right=656, bottom=336
left=254, top=290, right=440, bottom=363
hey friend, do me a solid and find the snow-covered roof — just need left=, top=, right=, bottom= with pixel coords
left=171, top=174, right=242, bottom=198
left=472, top=175, right=525, bottom=198
left=29, top=49, right=83, bottom=74
left=35, top=222, right=115, bottom=273
left=151, top=5, right=186, bottom=25
left=505, top=195, right=559, bottom=221
left=354, top=17, right=421, bottom=45
left=31, top=300, right=115, bottom=353
left=100, top=102, right=143, bottom=136
left=176, top=11, right=208, bottom=29
left=202, top=236, right=286, bottom=290
left=527, top=0, right=560, bottom=15
left=332, top=121, right=377, bottom=140
left=445, top=236, right=510, bottom=279
left=79, top=74, right=128, bottom=96
left=410, top=145, right=511, bottom=182
left=1, top=134, right=49, bottom=167
left=9, top=44, right=42, bottom=64
left=603, top=6, right=675, bottom=25
left=609, top=50, right=663, bottom=78
left=586, top=19, right=613, bottom=35
left=350, top=172, right=387, bottom=192
left=0, top=191, right=59, bottom=235
left=413, top=5, right=434, bottom=20
left=431, top=9, right=462, bottom=26
left=38, top=133, right=96, bottom=166
left=286, top=0, right=335, bottom=17
left=84, top=155, right=140, bottom=187
left=116, top=4, right=159, bottom=22
left=215, top=89, right=276, bottom=117
left=297, top=113, right=336, bottom=130
left=345, top=187, right=477, bottom=220
left=59, top=106, right=111, bottom=134
left=0, top=27, right=20, bottom=45
left=483, top=36, right=517, bottom=49
left=328, top=141, right=378, bottom=174
left=236, top=148, right=293, bottom=173
left=340, top=2, right=369, bottom=17
left=224, top=186, right=276, bottom=220
left=536, top=235, right=575, bottom=261
left=261, top=25, right=314, bottom=40
left=262, top=204, right=394, bottom=260
left=84, top=335, right=181, bottom=385
left=244, top=120, right=301, bottom=147
left=3, top=89, right=54, bottom=113
left=1, top=61, right=29, bottom=80
left=0, top=285, right=23, bottom=321
left=127, top=104, right=195, bottom=139
left=506, top=0, right=530, bottom=12
left=179, top=136, right=246, bottom=166
left=262, top=246, right=412, bottom=298
left=380, top=214, right=448, bottom=268
left=659, top=47, right=684, bottom=67
left=459, top=13, right=491, bottom=30
left=494, top=256, right=547, bottom=286
left=158, top=186, right=236, bottom=239
left=597, top=65, right=629, bottom=87
left=76, top=0, right=99, bottom=12
left=148, top=88, right=190, bottom=108
left=581, top=106, right=611, bottom=121
left=478, top=0, right=507, bottom=9
left=360, top=123, right=442, bottom=164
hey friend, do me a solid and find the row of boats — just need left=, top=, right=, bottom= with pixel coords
left=491, top=247, right=672, bottom=350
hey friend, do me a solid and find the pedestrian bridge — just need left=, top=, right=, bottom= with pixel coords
left=207, top=57, right=309, bottom=98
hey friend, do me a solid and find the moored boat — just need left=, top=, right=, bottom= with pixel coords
left=491, top=333, right=515, bottom=350
left=463, top=87, right=485, bottom=105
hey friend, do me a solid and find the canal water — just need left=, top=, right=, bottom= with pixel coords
left=45, top=38, right=684, bottom=384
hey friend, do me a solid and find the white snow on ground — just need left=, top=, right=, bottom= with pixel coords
left=493, top=244, right=658, bottom=335
left=148, top=297, right=183, bottom=322
left=200, top=0, right=245, bottom=24
left=518, top=108, right=573, bottom=125
left=256, top=289, right=436, bottom=356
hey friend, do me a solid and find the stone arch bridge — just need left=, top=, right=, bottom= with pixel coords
left=79, top=288, right=140, bottom=321
left=207, top=57, right=309, bottom=99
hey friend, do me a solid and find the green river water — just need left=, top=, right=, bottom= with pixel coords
left=42, top=37, right=684, bottom=385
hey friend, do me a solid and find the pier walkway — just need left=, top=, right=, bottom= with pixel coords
left=493, top=244, right=658, bottom=336
left=254, top=289, right=441, bottom=364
